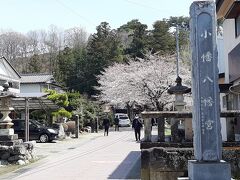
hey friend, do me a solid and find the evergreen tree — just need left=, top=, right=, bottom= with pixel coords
left=55, top=47, right=75, bottom=87
left=70, top=47, right=88, bottom=92
left=83, top=22, right=123, bottom=95
left=118, top=19, right=148, bottom=59
left=28, top=54, right=41, bottom=73
left=149, top=20, right=175, bottom=55
left=167, top=16, right=190, bottom=49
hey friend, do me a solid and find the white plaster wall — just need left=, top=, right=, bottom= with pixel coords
left=217, top=36, right=225, bottom=73
left=220, top=93, right=227, bottom=141
left=20, top=84, right=41, bottom=93
left=217, top=36, right=227, bottom=141
left=223, top=19, right=240, bottom=83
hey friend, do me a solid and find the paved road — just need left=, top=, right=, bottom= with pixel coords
left=1, top=127, right=141, bottom=180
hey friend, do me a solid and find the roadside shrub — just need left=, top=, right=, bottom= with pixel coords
left=65, top=121, right=75, bottom=134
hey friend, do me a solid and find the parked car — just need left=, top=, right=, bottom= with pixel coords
left=115, top=113, right=131, bottom=127
left=12, top=119, right=59, bottom=143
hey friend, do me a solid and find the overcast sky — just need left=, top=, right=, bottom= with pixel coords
left=0, top=0, right=194, bottom=34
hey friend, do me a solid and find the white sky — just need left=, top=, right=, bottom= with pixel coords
left=0, top=0, right=194, bottom=34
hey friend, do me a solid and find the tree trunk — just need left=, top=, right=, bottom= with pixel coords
left=126, top=103, right=134, bottom=121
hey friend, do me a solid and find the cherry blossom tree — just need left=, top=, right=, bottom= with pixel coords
left=97, top=53, right=191, bottom=111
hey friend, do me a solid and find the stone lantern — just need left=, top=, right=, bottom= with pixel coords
left=167, top=25, right=192, bottom=142
left=167, top=76, right=191, bottom=142
left=168, top=76, right=191, bottom=111
left=0, top=81, right=17, bottom=143
left=0, top=81, right=36, bottom=165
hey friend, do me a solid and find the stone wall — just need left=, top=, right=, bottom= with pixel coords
left=141, top=147, right=240, bottom=180
left=0, top=141, right=36, bottom=166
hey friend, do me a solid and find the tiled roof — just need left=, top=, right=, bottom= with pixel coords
left=20, top=74, right=54, bottom=84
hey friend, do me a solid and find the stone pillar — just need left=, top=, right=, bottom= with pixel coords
left=157, top=117, right=165, bottom=142
left=25, top=98, right=29, bottom=142
left=188, top=1, right=231, bottom=179
left=144, top=118, right=152, bottom=142
left=75, top=115, right=79, bottom=138
left=95, top=117, right=99, bottom=133
left=226, top=118, right=235, bottom=141
left=170, top=118, right=179, bottom=142
left=184, top=118, right=193, bottom=141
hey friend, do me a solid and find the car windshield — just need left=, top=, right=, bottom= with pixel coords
left=119, top=117, right=128, bottom=119
left=31, top=120, right=42, bottom=126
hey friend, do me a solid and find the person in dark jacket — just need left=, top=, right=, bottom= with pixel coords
left=102, top=118, right=110, bottom=136
left=132, top=116, right=143, bottom=141
left=114, top=116, right=119, bottom=131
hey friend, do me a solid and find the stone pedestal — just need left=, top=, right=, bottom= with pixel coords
left=0, top=134, right=21, bottom=146
left=0, top=134, right=18, bottom=141
left=188, top=160, right=231, bottom=180
left=0, top=139, right=23, bottom=146
left=0, top=128, right=14, bottom=135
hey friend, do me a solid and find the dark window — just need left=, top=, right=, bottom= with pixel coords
left=13, top=120, right=25, bottom=130
left=235, top=15, right=240, bottom=37
left=119, top=117, right=128, bottom=120
left=8, top=82, right=12, bottom=87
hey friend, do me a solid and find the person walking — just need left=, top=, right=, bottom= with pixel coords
left=114, top=116, right=119, bottom=131
left=132, top=115, right=143, bottom=141
left=102, top=117, right=110, bottom=136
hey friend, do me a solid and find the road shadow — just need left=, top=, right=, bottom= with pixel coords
left=108, top=151, right=141, bottom=179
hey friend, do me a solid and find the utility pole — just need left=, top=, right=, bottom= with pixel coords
left=176, top=25, right=180, bottom=77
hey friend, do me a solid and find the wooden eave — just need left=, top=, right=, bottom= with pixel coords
left=216, top=0, right=235, bottom=19
left=225, top=1, right=240, bottom=19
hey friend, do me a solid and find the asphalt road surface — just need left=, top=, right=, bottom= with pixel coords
left=0, top=127, right=141, bottom=180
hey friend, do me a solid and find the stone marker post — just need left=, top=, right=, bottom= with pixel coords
left=188, top=1, right=231, bottom=180
left=75, top=115, right=79, bottom=138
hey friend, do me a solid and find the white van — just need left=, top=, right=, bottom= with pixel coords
left=115, top=113, right=131, bottom=127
